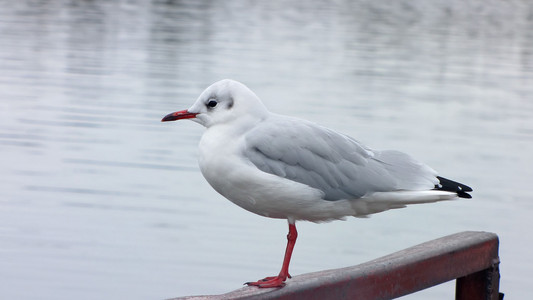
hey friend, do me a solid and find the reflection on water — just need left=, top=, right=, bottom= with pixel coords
left=1, top=1, right=532, bottom=299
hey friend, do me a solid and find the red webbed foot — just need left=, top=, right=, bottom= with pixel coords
left=245, top=274, right=289, bottom=288
left=245, top=223, right=297, bottom=288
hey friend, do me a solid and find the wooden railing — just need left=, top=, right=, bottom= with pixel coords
left=172, top=231, right=502, bottom=300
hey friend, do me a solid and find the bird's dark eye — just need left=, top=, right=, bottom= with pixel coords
left=207, top=100, right=217, bottom=108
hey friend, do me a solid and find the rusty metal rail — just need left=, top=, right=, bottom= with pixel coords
left=172, top=231, right=501, bottom=300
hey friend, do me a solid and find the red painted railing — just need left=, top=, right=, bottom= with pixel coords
left=172, top=231, right=502, bottom=300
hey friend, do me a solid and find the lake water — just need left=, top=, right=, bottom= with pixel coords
left=1, top=1, right=532, bottom=299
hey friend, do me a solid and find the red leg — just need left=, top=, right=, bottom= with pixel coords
left=246, top=222, right=298, bottom=288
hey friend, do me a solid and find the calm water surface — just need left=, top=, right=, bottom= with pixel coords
left=1, top=1, right=532, bottom=299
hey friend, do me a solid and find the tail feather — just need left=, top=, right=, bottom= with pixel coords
left=352, top=190, right=457, bottom=217
left=435, top=176, right=472, bottom=199
left=349, top=176, right=472, bottom=218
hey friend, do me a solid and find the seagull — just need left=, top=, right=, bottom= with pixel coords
left=161, top=79, right=472, bottom=288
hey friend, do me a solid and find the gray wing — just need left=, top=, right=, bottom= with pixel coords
left=244, top=116, right=438, bottom=201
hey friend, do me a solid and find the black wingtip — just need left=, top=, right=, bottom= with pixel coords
left=435, top=176, right=473, bottom=199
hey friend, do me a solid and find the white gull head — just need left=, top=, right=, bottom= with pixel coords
left=162, top=79, right=269, bottom=128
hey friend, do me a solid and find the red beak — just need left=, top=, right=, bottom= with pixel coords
left=161, top=110, right=198, bottom=122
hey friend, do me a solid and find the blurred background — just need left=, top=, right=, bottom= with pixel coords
left=1, top=0, right=532, bottom=299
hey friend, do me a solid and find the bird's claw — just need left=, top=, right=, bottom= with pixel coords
left=245, top=275, right=288, bottom=288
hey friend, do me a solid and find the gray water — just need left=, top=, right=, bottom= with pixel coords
left=1, top=1, right=532, bottom=299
